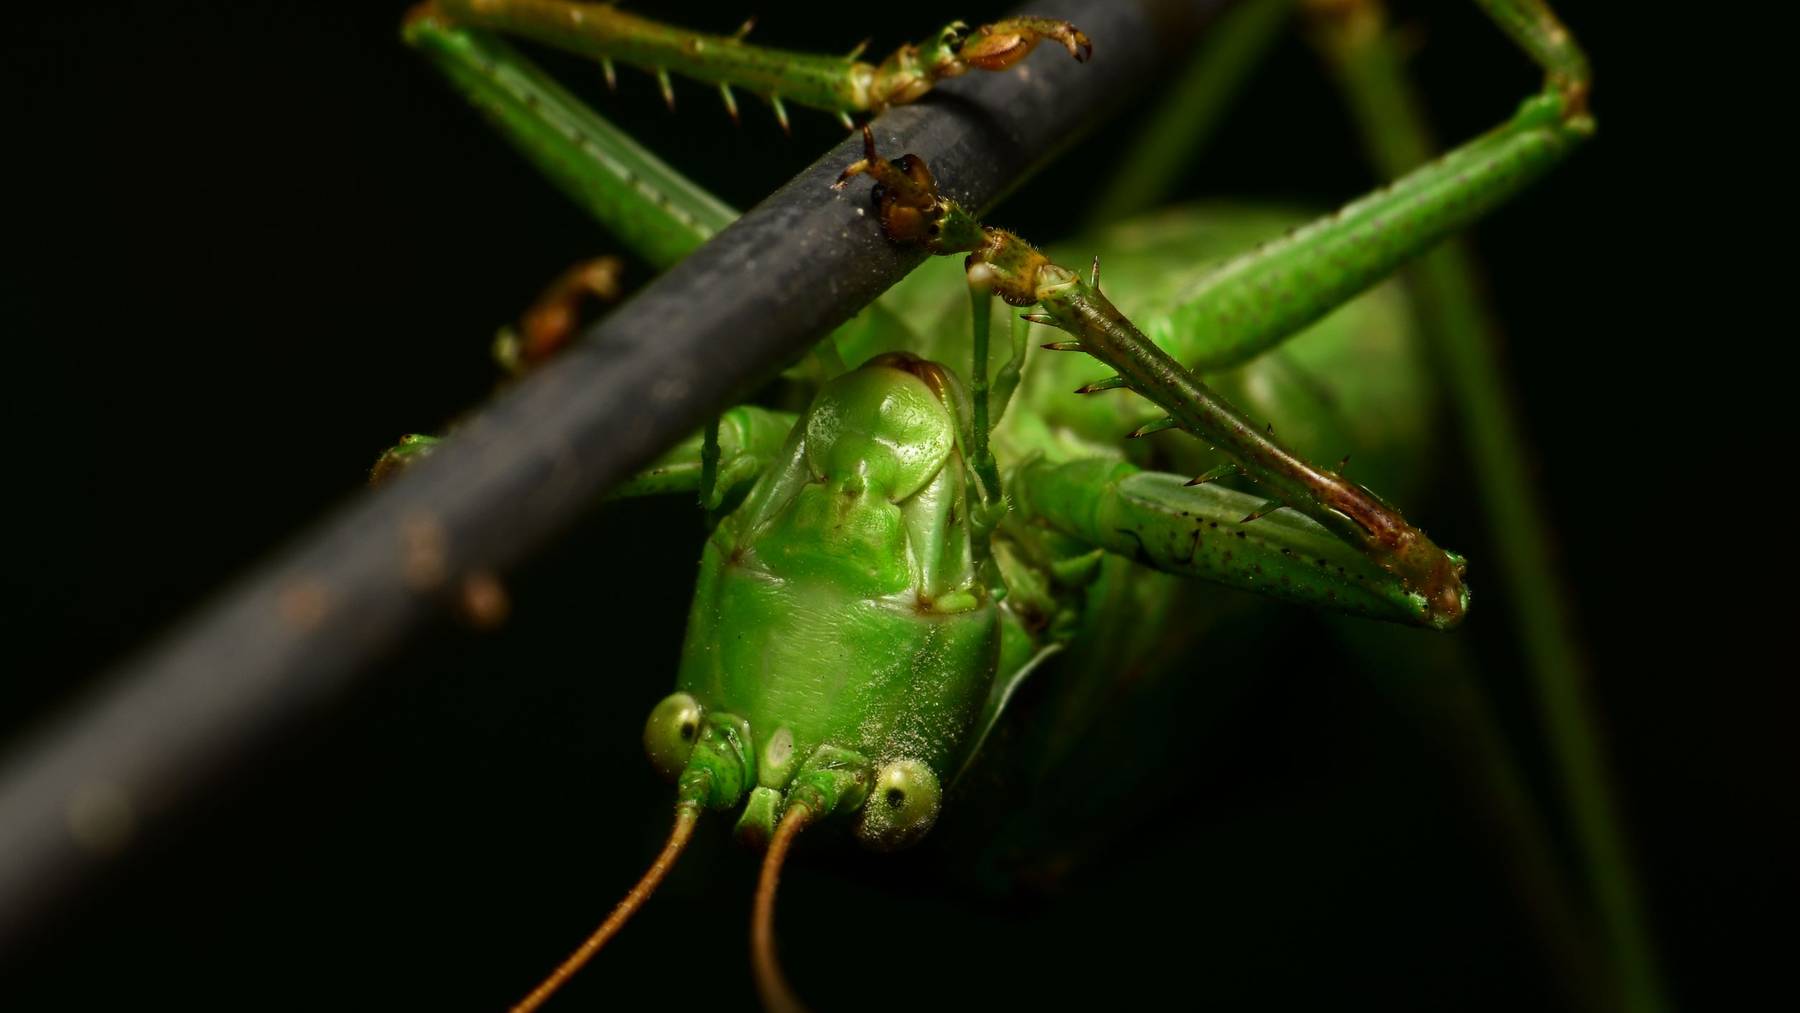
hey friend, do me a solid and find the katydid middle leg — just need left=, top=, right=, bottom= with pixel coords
left=422, top=0, right=1090, bottom=129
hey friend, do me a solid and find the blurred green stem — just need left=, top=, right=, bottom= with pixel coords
left=1311, top=6, right=1665, bottom=1011
left=1085, top=0, right=1297, bottom=227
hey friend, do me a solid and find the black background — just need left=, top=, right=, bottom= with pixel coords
left=0, top=2, right=1768, bottom=1010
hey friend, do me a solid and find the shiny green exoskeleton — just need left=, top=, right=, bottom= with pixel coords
left=667, top=353, right=994, bottom=850
left=641, top=204, right=1443, bottom=851
left=379, top=3, right=1660, bottom=1012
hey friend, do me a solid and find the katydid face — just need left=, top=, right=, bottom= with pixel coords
left=652, top=355, right=997, bottom=848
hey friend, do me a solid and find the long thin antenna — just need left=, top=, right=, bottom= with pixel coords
left=751, top=805, right=813, bottom=1013
left=512, top=803, right=700, bottom=1013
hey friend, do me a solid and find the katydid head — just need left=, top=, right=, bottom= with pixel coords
left=666, top=352, right=999, bottom=844
left=517, top=357, right=1000, bottom=1011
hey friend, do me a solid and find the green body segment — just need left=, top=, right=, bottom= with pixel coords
left=438, top=0, right=871, bottom=115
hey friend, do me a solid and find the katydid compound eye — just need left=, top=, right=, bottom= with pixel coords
left=855, top=759, right=941, bottom=851
left=643, top=692, right=704, bottom=781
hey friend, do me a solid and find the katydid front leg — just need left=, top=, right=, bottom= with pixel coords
left=423, top=0, right=1089, bottom=130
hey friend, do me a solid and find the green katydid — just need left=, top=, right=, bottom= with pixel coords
left=380, top=2, right=1647, bottom=1011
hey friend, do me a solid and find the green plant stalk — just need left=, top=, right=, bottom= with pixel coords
left=1315, top=8, right=1665, bottom=1012
left=1084, top=0, right=1298, bottom=227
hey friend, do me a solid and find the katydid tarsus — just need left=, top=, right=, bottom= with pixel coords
left=383, top=1, right=1647, bottom=1010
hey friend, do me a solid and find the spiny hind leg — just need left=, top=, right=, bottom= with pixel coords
left=1044, top=0, right=1592, bottom=628
left=1135, top=0, right=1592, bottom=372
left=1022, top=0, right=1593, bottom=616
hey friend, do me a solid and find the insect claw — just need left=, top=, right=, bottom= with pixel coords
left=1040, top=340, right=1083, bottom=351
left=1074, top=375, right=1125, bottom=394
left=832, top=126, right=876, bottom=189
left=1089, top=255, right=1101, bottom=293
left=1127, top=416, right=1177, bottom=439
left=956, top=18, right=1090, bottom=71
left=1023, top=313, right=1059, bottom=326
